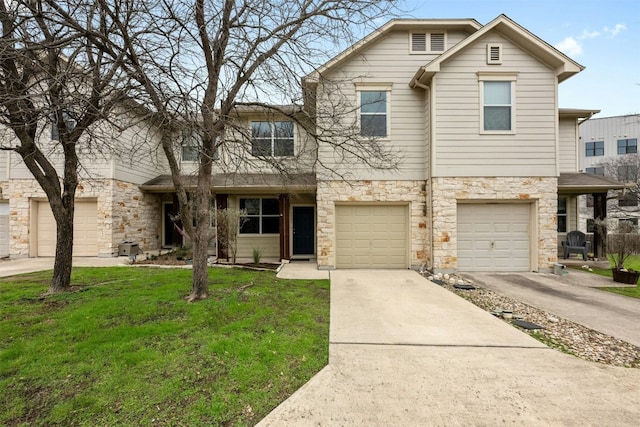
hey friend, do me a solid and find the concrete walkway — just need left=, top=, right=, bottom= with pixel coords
left=465, top=270, right=640, bottom=347
left=258, top=270, right=640, bottom=426
left=0, top=256, right=130, bottom=277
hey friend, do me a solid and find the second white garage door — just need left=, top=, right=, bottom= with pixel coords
left=457, top=203, right=531, bottom=272
left=335, top=204, right=408, bottom=268
left=37, top=201, right=98, bottom=257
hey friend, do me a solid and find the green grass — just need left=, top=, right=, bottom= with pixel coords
left=574, top=254, right=640, bottom=299
left=599, top=286, right=640, bottom=299
left=0, top=266, right=330, bottom=426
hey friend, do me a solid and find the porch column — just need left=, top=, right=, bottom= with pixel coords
left=216, top=194, right=228, bottom=260
left=593, top=192, right=607, bottom=257
left=279, top=194, right=291, bottom=261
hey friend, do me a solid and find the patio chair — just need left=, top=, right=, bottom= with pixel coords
left=561, top=230, right=591, bottom=260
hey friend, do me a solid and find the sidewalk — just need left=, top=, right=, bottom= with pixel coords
left=0, top=256, right=130, bottom=277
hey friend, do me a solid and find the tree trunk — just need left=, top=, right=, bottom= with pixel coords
left=188, top=152, right=213, bottom=302
left=49, top=202, right=74, bottom=293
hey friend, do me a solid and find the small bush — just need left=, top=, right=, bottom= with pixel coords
left=252, top=247, right=263, bottom=265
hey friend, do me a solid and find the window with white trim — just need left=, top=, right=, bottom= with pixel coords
left=557, top=197, right=567, bottom=232
left=181, top=131, right=220, bottom=162
left=359, top=90, right=388, bottom=137
left=51, top=112, right=76, bottom=140
left=239, top=198, right=280, bottom=234
left=181, top=131, right=200, bottom=162
left=410, top=32, right=446, bottom=53
left=251, top=121, right=294, bottom=157
left=478, top=73, right=516, bottom=133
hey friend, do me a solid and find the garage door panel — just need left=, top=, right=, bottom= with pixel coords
left=336, top=205, right=408, bottom=269
left=458, top=204, right=530, bottom=272
left=37, top=201, right=98, bottom=257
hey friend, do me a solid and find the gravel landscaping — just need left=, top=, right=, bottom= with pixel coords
left=424, top=273, right=640, bottom=368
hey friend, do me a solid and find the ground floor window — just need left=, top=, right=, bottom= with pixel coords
left=557, top=197, right=567, bottom=232
left=239, top=198, right=279, bottom=234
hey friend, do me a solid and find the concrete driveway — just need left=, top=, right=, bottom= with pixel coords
left=465, top=270, right=640, bottom=347
left=258, top=270, right=640, bottom=426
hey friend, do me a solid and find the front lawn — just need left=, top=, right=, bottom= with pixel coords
left=0, top=266, right=330, bottom=426
left=578, top=254, right=640, bottom=299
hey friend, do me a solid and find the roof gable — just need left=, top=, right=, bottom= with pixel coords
left=410, top=14, right=584, bottom=87
left=303, top=18, right=482, bottom=85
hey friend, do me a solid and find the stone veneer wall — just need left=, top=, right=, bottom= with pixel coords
left=316, top=180, right=429, bottom=269
left=6, top=179, right=160, bottom=258
left=430, top=176, right=558, bottom=272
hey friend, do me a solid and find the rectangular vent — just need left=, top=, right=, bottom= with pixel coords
left=487, top=44, right=502, bottom=64
left=430, top=33, right=445, bottom=51
left=411, top=33, right=427, bottom=52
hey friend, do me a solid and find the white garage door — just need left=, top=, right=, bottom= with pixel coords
left=336, top=204, right=408, bottom=268
left=457, top=203, right=530, bottom=272
left=37, top=201, right=98, bottom=257
left=0, top=202, right=8, bottom=257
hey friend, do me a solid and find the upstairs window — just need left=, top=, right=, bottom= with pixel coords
left=251, top=121, right=294, bottom=157
left=586, top=166, right=605, bottom=176
left=482, top=81, right=513, bottom=132
left=585, top=141, right=604, bottom=157
left=410, top=32, right=446, bottom=53
left=181, top=131, right=200, bottom=162
left=359, top=91, right=388, bottom=137
left=239, top=198, right=280, bottom=234
left=51, top=112, right=76, bottom=140
left=617, top=138, right=637, bottom=154
left=181, top=131, right=219, bottom=162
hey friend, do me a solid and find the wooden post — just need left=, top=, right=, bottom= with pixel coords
left=593, top=192, right=608, bottom=258
left=279, top=194, right=290, bottom=261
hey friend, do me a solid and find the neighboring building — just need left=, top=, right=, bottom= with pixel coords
left=0, top=14, right=627, bottom=271
left=578, top=114, right=640, bottom=233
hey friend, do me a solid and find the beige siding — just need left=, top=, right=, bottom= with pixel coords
left=235, top=235, right=280, bottom=259
left=559, top=117, right=578, bottom=172
left=113, top=123, right=167, bottom=184
left=317, top=29, right=473, bottom=180
left=203, top=114, right=317, bottom=176
left=433, top=33, right=558, bottom=177
left=0, top=151, right=7, bottom=181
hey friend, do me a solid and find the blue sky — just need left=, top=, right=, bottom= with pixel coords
left=399, top=0, right=639, bottom=118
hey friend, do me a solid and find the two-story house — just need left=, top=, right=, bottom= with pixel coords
left=0, top=14, right=626, bottom=271
left=306, top=14, right=625, bottom=271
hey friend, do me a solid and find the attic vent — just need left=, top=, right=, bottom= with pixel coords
left=430, top=33, right=445, bottom=51
left=487, top=44, right=502, bottom=64
left=411, top=33, right=427, bottom=52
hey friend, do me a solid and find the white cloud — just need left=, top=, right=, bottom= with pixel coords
left=604, top=23, right=627, bottom=37
left=577, top=29, right=600, bottom=40
left=555, top=37, right=583, bottom=57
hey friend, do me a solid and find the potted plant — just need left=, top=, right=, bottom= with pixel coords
left=607, top=220, right=640, bottom=284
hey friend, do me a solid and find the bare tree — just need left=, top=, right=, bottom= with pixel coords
left=0, top=1, right=136, bottom=293
left=93, top=0, right=400, bottom=301
left=593, top=154, right=640, bottom=217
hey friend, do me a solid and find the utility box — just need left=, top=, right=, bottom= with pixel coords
left=118, top=241, right=139, bottom=256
